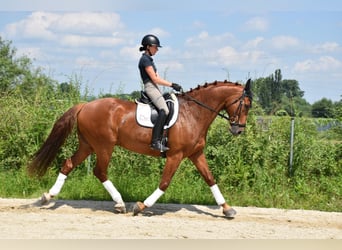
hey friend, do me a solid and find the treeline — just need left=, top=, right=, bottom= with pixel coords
left=0, top=37, right=341, bottom=211
left=253, top=69, right=341, bottom=118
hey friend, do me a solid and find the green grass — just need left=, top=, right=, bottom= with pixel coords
left=1, top=157, right=341, bottom=213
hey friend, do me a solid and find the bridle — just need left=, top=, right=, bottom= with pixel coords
left=228, top=90, right=253, bottom=128
left=181, top=89, right=252, bottom=128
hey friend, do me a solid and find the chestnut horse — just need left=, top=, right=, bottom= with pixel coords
left=28, top=79, right=252, bottom=218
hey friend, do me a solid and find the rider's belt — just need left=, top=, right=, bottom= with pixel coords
left=143, top=79, right=152, bottom=84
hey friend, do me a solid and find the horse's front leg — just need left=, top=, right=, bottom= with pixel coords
left=133, top=155, right=182, bottom=216
left=189, top=151, right=237, bottom=218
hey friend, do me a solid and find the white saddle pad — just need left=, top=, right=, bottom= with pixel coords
left=135, top=93, right=179, bottom=128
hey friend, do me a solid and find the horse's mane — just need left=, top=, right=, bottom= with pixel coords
left=180, top=80, right=242, bottom=96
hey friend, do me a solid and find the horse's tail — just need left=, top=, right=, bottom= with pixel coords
left=27, top=103, right=85, bottom=177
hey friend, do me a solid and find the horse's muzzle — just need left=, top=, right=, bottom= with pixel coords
left=229, top=124, right=245, bottom=135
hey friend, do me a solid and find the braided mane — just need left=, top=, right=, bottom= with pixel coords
left=185, top=80, right=241, bottom=94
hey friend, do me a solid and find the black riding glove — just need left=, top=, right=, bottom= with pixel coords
left=171, top=83, right=182, bottom=91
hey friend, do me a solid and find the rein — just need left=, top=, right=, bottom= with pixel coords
left=181, top=91, right=231, bottom=121
left=180, top=90, right=247, bottom=125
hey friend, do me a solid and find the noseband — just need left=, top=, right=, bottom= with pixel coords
left=227, top=93, right=250, bottom=128
left=182, top=89, right=252, bottom=127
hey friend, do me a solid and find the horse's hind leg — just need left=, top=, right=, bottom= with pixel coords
left=41, top=140, right=92, bottom=205
left=93, top=148, right=126, bottom=214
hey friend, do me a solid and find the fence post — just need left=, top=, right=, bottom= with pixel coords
left=289, top=117, right=295, bottom=176
left=86, top=155, right=92, bottom=175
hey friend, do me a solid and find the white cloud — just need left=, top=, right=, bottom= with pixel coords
left=60, top=34, right=123, bottom=47
left=5, top=12, right=57, bottom=40
left=215, top=46, right=265, bottom=66
left=75, top=56, right=99, bottom=67
left=184, top=31, right=266, bottom=68
left=147, top=28, right=170, bottom=38
left=244, top=17, right=269, bottom=32
left=192, top=20, right=206, bottom=29
left=186, top=31, right=210, bottom=46
left=294, top=56, right=342, bottom=72
left=50, top=12, right=123, bottom=35
left=4, top=11, right=125, bottom=47
left=120, top=46, right=141, bottom=60
left=216, top=46, right=239, bottom=62
left=211, top=46, right=265, bottom=68
left=271, top=35, right=299, bottom=50
left=16, top=47, right=44, bottom=59
left=198, top=31, right=209, bottom=40
left=185, top=31, right=235, bottom=47
left=312, top=42, right=340, bottom=53
left=243, top=36, right=265, bottom=49
left=159, top=60, right=184, bottom=72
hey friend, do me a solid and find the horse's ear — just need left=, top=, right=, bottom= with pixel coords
left=244, top=78, right=251, bottom=92
left=244, top=79, right=253, bottom=99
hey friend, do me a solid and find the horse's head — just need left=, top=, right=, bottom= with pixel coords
left=225, top=79, right=253, bottom=135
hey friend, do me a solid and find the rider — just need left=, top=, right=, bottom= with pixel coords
left=138, top=34, right=182, bottom=152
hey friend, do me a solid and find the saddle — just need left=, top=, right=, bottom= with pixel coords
left=135, top=91, right=179, bottom=128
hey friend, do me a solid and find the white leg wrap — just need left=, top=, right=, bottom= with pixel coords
left=102, top=180, right=124, bottom=204
left=144, top=188, right=164, bottom=207
left=49, top=173, right=67, bottom=196
left=210, top=184, right=226, bottom=205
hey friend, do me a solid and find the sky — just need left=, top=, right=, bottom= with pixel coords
left=0, top=0, right=341, bottom=103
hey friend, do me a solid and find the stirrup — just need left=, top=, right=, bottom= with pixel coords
left=151, top=141, right=169, bottom=152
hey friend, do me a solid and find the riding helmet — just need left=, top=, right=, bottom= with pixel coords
left=141, top=34, right=162, bottom=48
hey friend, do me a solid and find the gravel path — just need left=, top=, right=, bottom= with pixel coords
left=0, top=198, right=341, bottom=239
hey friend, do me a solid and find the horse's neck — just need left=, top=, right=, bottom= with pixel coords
left=186, top=84, right=240, bottom=112
left=181, top=84, right=240, bottom=128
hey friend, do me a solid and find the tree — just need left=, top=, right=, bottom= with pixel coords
left=0, top=36, right=57, bottom=99
left=331, top=97, right=342, bottom=140
left=281, top=79, right=304, bottom=99
left=254, top=69, right=310, bottom=116
left=312, top=98, right=334, bottom=118
left=254, top=69, right=284, bottom=115
left=273, top=69, right=282, bottom=103
left=333, top=97, right=342, bottom=120
left=0, top=37, right=30, bottom=94
left=254, top=77, right=273, bottom=114
left=130, top=90, right=141, bottom=100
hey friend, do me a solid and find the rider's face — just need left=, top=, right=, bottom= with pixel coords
left=148, top=45, right=159, bottom=55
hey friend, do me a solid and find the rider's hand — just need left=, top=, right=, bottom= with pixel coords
left=171, top=83, right=182, bottom=92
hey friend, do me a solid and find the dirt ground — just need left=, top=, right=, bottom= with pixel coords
left=0, top=198, right=341, bottom=239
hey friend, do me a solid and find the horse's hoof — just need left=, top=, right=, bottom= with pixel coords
left=132, top=201, right=145, bottom=216
left=114, top=203, right=126, bottom=214
left=40, top=193, right=51, bottom=205
left=223, top=207, right=237, bottom=218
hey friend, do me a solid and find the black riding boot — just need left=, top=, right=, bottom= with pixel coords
left=151, top=110, right=169, bottom=152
